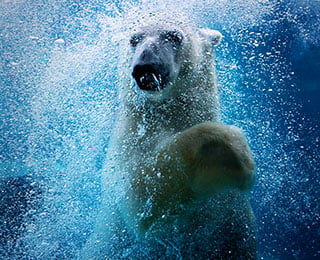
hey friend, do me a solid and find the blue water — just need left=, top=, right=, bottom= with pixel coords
left=0, top=0, right=319, bottom=259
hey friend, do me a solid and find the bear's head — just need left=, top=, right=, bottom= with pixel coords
left=119, top=19, right=222, bottom=104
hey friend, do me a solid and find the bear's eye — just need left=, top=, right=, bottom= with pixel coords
left=130, top=33, right=144, bottom=47
left=161, top=30, right=183, bottom=48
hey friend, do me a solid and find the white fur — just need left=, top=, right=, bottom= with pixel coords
left=81, top=21, right=257, bottom=259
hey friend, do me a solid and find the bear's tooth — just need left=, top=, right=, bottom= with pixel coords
left=139, top=76, right=145, bottom=83
left=151, top=73, right=160, bottom=86
left=151, top=73, right=157, bottom=80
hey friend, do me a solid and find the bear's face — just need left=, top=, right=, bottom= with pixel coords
left=123, top=23, right=222, bottom=102
left=130, top=26, right=187, bottom=92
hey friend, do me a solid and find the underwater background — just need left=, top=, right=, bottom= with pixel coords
left=0, top=0, right=319, bottom=259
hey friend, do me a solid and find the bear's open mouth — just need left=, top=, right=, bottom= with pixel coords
left=132, top=65, right=166, bottom=91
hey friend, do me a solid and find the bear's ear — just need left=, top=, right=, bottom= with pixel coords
left=199, top=28, right=222, bottom=47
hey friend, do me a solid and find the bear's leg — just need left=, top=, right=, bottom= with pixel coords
left=170, top=122, right=255, bottom=197
left=218, top=206, right=257, bottom=260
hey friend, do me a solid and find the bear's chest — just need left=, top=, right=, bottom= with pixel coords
left=119, top=121, right=174, bottom=161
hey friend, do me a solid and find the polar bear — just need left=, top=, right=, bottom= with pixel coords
left=82, top=19, right=256, bottom=259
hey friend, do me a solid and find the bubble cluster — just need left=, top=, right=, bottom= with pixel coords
left=0, top=0, right=319, bottom=259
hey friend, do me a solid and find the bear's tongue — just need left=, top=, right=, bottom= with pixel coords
left=138, top=72, right=162, bottom=91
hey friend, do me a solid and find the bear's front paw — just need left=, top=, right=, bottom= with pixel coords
left=175, top=122, right=255, bottom=196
